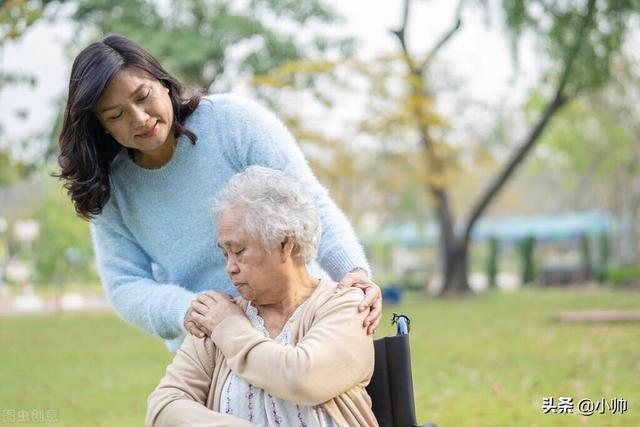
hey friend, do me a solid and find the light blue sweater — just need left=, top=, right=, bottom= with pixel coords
left=91, top=94, right=370, bottom=351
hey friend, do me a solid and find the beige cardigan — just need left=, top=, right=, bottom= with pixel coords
left=146, top=281, right=378, bottom=427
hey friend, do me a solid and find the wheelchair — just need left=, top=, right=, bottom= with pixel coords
left=366, top=314, right=437, bottom=427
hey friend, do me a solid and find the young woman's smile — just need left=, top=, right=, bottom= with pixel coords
left=137, top=122, right=158, bottom=138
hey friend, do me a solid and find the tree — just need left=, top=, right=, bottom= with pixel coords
left=387, top=0, right=639, bottom=294
left=0, top=0, right=48, bottom=44
left=71, top=0, right=353, bottom=91
left=0, top=0, right=64, bottom=183
left=255, top=0, right=639, bottom=294
left=535, top=58, right=640, bottom=264
left=250, top=55, right=440, bottom=229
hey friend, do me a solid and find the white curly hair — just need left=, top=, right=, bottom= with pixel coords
left=212, top=166, right=321, bottom=263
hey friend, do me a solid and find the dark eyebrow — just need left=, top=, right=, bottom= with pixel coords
left=99, top=83, right=146, bottom=114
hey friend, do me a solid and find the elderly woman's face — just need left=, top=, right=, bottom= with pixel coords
left=217, top=208, right=288, bottom=304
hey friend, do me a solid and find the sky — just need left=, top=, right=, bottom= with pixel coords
left=0, top=0, right=540, bottom=162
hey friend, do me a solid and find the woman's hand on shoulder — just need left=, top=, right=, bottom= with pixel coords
left=185, top=291, right=246, bottom=337
left=184, top=308, right=209, bottom=338
left=336, top=268, right=382, bottom=335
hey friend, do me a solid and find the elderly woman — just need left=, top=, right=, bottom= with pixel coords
left=146, top=166, right=377, bottom=427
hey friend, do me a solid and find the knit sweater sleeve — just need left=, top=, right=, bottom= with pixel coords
left=91, top=199, right=195, bottom=341
left=210, top=288, right=374, bottom=406
left=146, top=334, right=254, bottom=427
left=214, top=95, right=370, bottom=279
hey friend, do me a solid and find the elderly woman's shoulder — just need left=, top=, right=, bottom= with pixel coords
left=312, top=279, right=365, bottom=309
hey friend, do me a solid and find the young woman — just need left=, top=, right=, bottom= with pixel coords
left=57, top=34, right=381, bottom=351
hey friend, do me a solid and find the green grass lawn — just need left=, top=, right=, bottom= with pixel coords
left=1, top=287, right=638, bottom=426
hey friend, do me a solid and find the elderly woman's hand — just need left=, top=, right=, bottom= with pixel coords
left=183, top=308, right=209, bottom=338
left=337, top=269, right=382, bottom=335
left=185, top=291, right=246, bottom=337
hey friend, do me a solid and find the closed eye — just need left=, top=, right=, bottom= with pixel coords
left=137, top=89, right=151, bottom=102
left=108, top=111, right=123, bottom=121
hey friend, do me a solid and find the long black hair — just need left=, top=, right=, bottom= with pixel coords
left=56, top=34, right=202, bottom=219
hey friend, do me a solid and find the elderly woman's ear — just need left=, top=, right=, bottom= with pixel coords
left=280, top=236, right=295, bottom=262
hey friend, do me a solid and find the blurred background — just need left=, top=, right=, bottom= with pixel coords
left=1, top=1, right=639, bottom=426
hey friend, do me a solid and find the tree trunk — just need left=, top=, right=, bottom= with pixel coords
left=435, top=93, right=567, bottom=297
left=429, top=186, right=473, bottom=295
left=441, top=239, right=469, bottom=296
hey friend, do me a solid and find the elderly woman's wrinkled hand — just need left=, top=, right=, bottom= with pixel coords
left=337, top=269, right=382, bottom=335
left=186, top=291, right=246, bottom=337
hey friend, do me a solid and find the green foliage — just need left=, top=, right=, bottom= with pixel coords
left=536, top=58, right=640, bottom=183
left=535, top=97, right=634, bottom=178
left=534, top=60, right=640, bottom=262
left=0, top=151, right=37, bottom=186
left=72, top=0, right=351, bottom=89
left=0, top=0, right=43, bottom=44
left=0, top=0, right=49, bottom=172
left=501, top=0, right=640, bottom=96
left=0, top=1, right=66, bottom=175
left=606, top=264, right=640, bottom=285
left=0, top=152, right=23, bottom=186
left=30, top=172, right=97, bottom=286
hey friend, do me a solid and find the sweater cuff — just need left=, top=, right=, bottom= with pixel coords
left=173, top=291, right=198, bottom=335
left=320, top=248, right=371, bottom=281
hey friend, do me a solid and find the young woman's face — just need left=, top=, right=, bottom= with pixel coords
left=95, top=67, right=175, bottom=154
